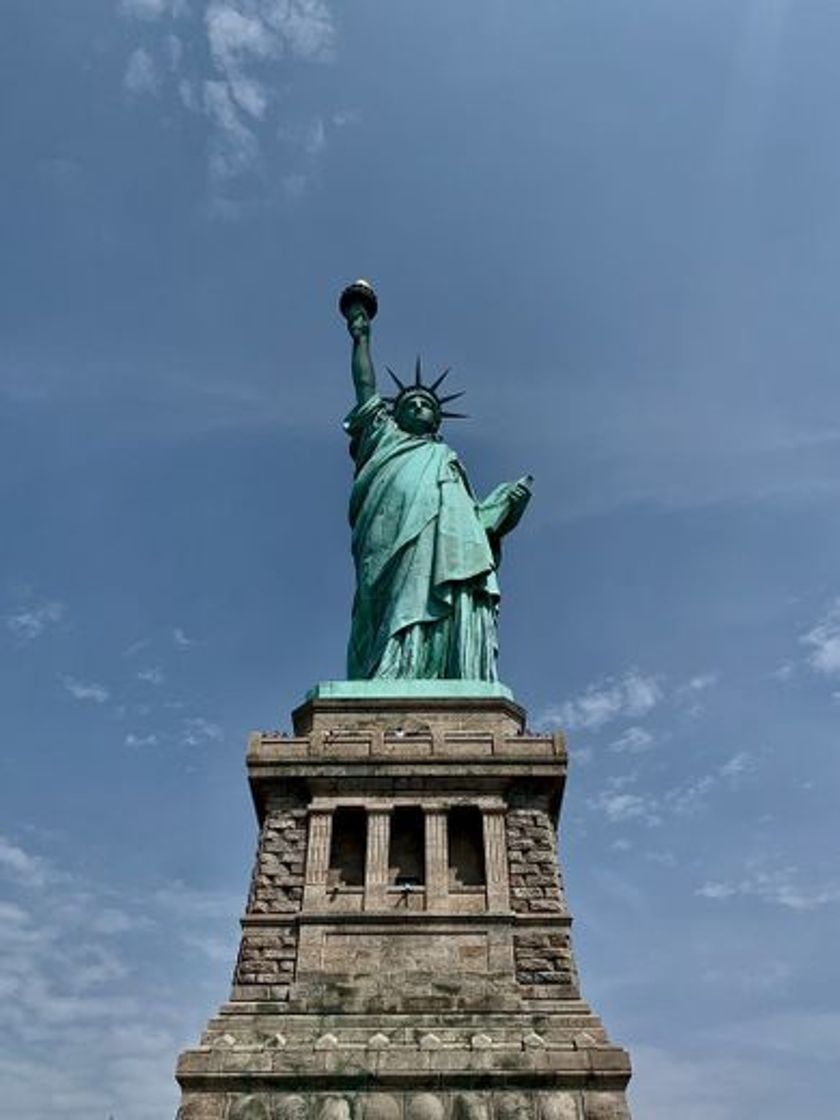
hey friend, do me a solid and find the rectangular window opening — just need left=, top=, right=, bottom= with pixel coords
left=448, top=805, right=486, bottom=888
left=327, top=807, right=367, bottom=888
left=388, top=806, right=425, bottom=886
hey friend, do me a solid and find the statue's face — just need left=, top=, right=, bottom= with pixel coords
left=395, top=392, right=439, bottom=436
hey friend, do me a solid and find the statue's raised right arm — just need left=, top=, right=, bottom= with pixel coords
left=339, top=280, right=380, bottom=407
left=348, top=308, right=376, bottom=407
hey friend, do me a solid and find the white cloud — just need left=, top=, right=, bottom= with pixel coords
left=590, top=782, right=661, bottom=827
left=681, top=672, right=717, bottom=693
left=62, top=677, right=109, bottom=704
left=719, top=751, right=751, bottom=781
left=665, top=773, right=716, bottom=816
left=0, top=836, right=49, bottom=889
left=544, top=670, right=662, bottom=731
left=172, top=627, right=194, bottom=648
left=599, top=792, right=660, bottom=825
left=182, top=716, right=223, bottom=745
left=645, top=849, right=677, bottom=867
left=204, top=78, right=260, bottom=180
left=801, top=599, right=840, bottom=678
left=118, top=0, right=340, bottom=199
left=696, top=881, right=738, bottom=900
left=200, top=1, right=334, bottom=185
left=89, top=908, right=139, bottom=936
left=124, top=733, right=159, bottom=748
left=304, top=115, right=326, bottom=155
left=569, top=744, right=593, bottom=766
left=610, top=726, right=655, bottom=754
left=178, top=76, right=199, bottom=110
left=673, top=671, right=718, bottom=717
left=136, top=665, right=164, bottom=685
left=630, top=1043, right=772, bottom=1120
left=713, top=1010, right=840, bottom=1064
left=153, top=880, right=239, bottom=921
left=696, top=865, right=840, bottom=911
left=0, top=836, right=239, bottom=1120
left=5, top=600, right=64, bottom=641
left=206, top=2, right=278, bottom=78
left=165, top=31, right=183, bottom=69
left=120, top=0, right=184, bottom=18
left=124, top=46, right=159, bottom=96
left=663, top=752, right=753, bottom=818
left=180, top=931, right=237, bottom=961
left=771, top=660, right=795, bottom=681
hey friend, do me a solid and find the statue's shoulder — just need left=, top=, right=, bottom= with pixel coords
left=344, top=394, right=403, bottom=466
left=343, top=393, right=391, bottom=435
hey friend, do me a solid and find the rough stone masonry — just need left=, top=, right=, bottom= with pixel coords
left=173, top=692, right=632, bottom=1119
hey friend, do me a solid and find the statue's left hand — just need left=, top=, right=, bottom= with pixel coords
left=507, top=479, right=531, bottom=509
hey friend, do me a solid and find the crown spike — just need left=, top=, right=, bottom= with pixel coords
left=438, top=390, right=465, bottom=405
left=429, top=367, right=451, bottom=392
left=414, top=355, right=422, bottom=386
left=386, top=367, right=406, bottom=391
left=440, top=411, right=469, bottom=420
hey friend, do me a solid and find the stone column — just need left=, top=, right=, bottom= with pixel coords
left=424, top=808, right=449, bottom=910
left=364, top=808, right=391, bottom=911
left=482, top=807, right=510, bottom=912
left=302, top=809, right=332, bottom=908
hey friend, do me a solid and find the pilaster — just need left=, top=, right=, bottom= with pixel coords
left=365, top=807, right=391, bottom=911
left=424, top=808, right=448, bottom=910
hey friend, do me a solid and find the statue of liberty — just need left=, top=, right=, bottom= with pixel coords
left=339, top=280, right=532, bottom=682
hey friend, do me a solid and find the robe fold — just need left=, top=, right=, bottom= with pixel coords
left=344, top=395, right=500, bottom=680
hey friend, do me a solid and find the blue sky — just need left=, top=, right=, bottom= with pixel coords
left=1, top=1, right=839, bottom=1116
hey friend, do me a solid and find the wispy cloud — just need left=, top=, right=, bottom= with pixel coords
left=664, top=773, right=716, bottom=817
left=664, top=752, right=752, bottom=817
left=124, top=46, right=159, bottom=96
left=153, top=880, right=239, bottom=921
left=172, top=627, right=194, bottom=648
left=593, top=789, right=662, bottom=826
left=124, top=732, right=159, bottom=748
left=589, top=774, right=662, bottom=826
left=543, top=670, right=662, bottom=731
left=5, top=600, right=64, bottom=641
left=136, top=665, right=165, bottom=685
left=182, top=716, right=223, bottom=745
left=0, top=834, right=238, bottom=1120
left=590, top=751, right=753, bottom=829
left=203, top=0, right=335, bottom=190
left=630, top=1042, right=773, bottom=1120
left=679, top=673, right=718, bottom=694
left=120, top=0, right=186, bottom=18
left=673, top=671, right=718, bottom=717
left=118, top=0, right=342, bottom=205
left=719, top=751, right=751, bottom=780
left=610, top=726, right=655, bottom=754
left=0, top=835, right=50, bottom=889
left=801, top=599, right=840, bottom=678
left=62, top=677, right=110, bottom=704
left=697, top=865, right=840, bottom=911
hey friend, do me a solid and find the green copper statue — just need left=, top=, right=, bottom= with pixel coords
left=339, top=279, right=532, bottom=682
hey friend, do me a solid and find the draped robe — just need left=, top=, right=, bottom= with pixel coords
left=345, top=395, right=501, bottom=680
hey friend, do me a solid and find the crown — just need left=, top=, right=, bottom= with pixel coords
left=383, top=356, right=468, bottom=422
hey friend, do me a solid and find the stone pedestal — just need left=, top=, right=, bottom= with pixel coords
left=174, top=690, right=632, bottom=1120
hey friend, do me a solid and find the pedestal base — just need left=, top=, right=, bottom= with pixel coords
left=174, top=695, right=632, bottom=1119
